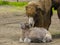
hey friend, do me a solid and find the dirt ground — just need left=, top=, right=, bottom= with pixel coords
left=0, top=6, right=60, bottom=45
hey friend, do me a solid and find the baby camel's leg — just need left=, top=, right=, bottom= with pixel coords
left=24, top=38, right=31, bottom=43
left=19, top=30, right=25, bottom=43
left=24, top=31, right=31, bottom=43
left=19, top=38, right=24, bottom=43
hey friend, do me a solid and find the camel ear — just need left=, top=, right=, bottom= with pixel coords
left=36, top=5, right=44, bottom=11
left=36, top=5, right=45, bottom=14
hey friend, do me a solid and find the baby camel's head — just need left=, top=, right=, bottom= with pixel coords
left=21, top=23, right=30, bottom=30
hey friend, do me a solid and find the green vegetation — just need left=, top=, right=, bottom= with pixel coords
left=0, top=1, right=57, bottom=12
left=0, top=1, right=28, bottom=7
left=52, top=8, right=57, bottom=13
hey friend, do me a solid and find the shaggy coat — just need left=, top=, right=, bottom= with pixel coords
left=26, top=0, right=52, bottom=30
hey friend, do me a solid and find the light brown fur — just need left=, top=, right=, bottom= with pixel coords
left=26, top=0, right=52, bottom=30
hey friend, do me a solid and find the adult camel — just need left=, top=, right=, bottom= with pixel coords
left=52, top=0, right=60, bottom=19
left=26, top=0, right=52, bottom=30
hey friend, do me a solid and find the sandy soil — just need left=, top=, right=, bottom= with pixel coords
left=0, top=6, right=60, bottom=45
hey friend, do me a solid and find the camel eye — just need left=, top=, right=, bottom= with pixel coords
left=26, top=6, right=28, bottom=9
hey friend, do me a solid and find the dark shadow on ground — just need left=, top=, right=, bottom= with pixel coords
left=52, top=34, right=60, bottom=39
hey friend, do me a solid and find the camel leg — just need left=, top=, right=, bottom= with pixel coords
left=57, top=6, right=60, bottom=19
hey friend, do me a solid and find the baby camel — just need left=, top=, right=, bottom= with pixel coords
left=19, top=23, right=52, bottom=43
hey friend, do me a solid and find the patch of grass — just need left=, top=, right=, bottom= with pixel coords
left=0, top=1, right=28, bottom=7
left=9, top=2, right=28, bottom=7
left=52, top=8, right=57, bottom=13
left=0, top=1, right=9, bottom=5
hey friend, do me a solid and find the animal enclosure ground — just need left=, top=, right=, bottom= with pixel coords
left=0, top=6, right=60, bottom=45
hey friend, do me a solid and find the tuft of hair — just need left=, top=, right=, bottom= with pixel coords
left=28, top=1, right=35, bottom=5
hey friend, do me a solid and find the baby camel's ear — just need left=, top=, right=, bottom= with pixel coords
left=21, top=23, right=26, bottom=30
left=25, top=23, right=31, bottom=29
left=21, top=23, right=30, bottom=30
